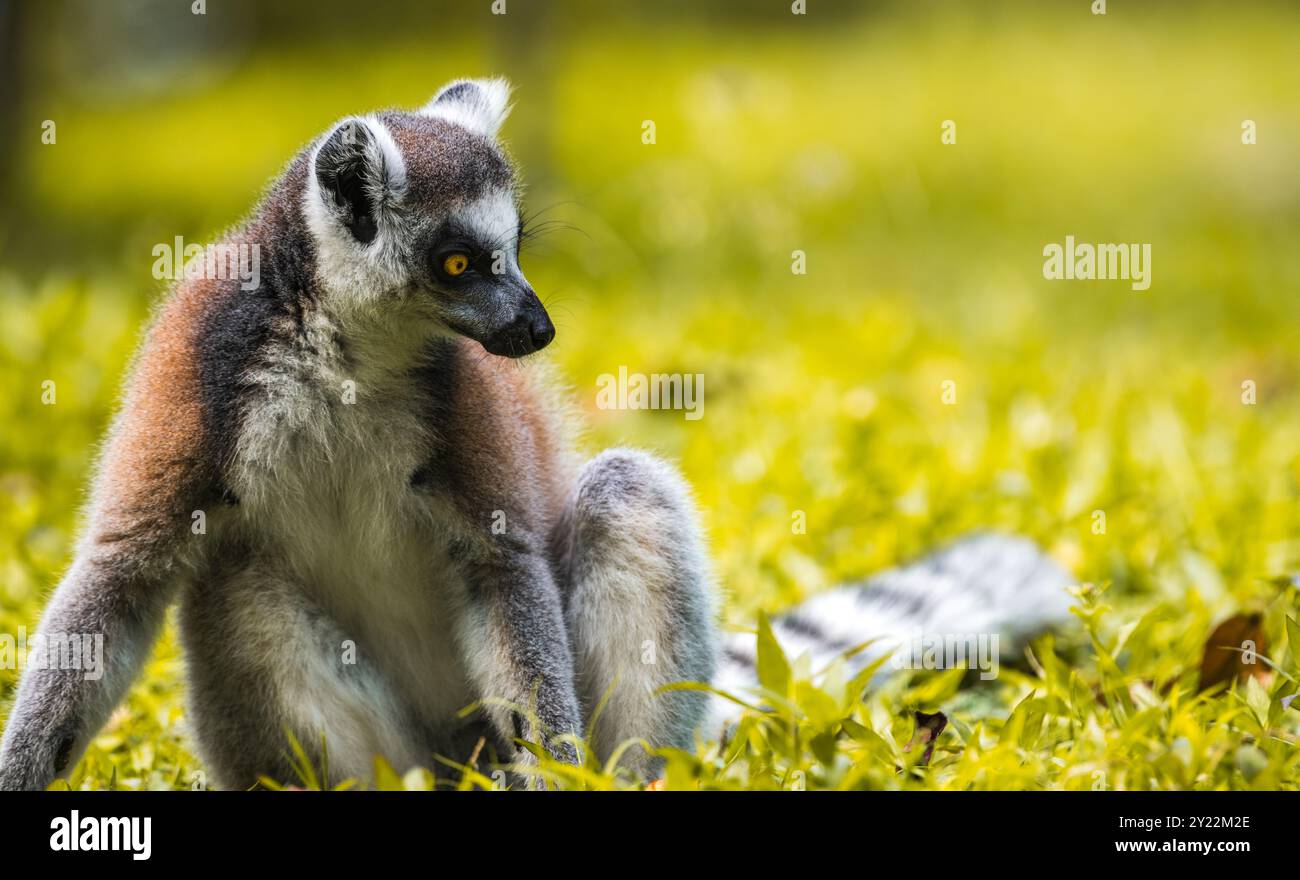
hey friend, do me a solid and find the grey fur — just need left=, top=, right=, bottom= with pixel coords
left=0, top=560, right=176, bottom=790
left=553, top=449, right=718, bottom=775
left=0, top=79, right=720, bottom=790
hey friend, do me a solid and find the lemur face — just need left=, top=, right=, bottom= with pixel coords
left=303, top=78, right=554, bottom=358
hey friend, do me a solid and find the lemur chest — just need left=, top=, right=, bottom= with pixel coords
left=227, top=363, right=475, bottom=718
left=234, top=382, right=441, bottom=567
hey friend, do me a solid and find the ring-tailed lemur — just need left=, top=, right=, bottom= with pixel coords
left=0, top=78, right=1071, bottom=791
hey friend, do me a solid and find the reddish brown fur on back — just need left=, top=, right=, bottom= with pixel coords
left=90, top=276, right=223, bottom=568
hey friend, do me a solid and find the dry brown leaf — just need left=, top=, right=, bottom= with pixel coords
left=1199, top=612, right=1269, bottom=692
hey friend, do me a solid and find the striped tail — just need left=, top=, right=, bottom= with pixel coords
left=711, top=533, right=1075, bottom=725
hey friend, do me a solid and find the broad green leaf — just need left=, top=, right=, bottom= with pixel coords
left=795, top=680, right=841, bottom=726
left=1244, top=675, right=1271, bottom=728
left=756, top=612, right=791, bottom=700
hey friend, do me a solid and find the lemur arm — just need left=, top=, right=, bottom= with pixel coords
left=0, top=289, right=214, bottom=790
left=459, top=550, right=583, bottom=771
left=0, top=558, right=180, bottom=790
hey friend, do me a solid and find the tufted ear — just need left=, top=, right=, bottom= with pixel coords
left=420, top=77, right=512, bottom=139
left=311, top=116, right=405, bottom=244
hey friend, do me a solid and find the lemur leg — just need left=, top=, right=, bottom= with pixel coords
left=179, top=563, right=425, bottom=790
left=0, top=555, right=175, bottom=790
left=554, top=449, right=719, bottom=777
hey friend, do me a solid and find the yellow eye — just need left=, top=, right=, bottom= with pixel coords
left=442, top=253, right=470, bottom=277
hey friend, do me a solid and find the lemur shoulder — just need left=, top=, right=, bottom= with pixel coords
left=0, top=78, right=719, bottom=790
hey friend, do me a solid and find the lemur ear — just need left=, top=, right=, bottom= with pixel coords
left=312, top=116, right=405, bottom=245
left=420, top=78, right=512, bottom=139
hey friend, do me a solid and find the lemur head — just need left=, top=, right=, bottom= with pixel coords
left=302, top=77, right=553, bottom=358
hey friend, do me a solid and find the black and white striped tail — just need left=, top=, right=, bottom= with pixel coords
left=711, top=533, right=1074, bottom=725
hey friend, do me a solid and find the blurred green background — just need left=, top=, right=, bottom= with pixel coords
left=2, top=0, right=1299, bottom=789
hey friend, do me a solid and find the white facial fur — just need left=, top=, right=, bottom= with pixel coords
left=437, top=186, right=525, bottom=338
left=451, top=185, right=520, bottom=265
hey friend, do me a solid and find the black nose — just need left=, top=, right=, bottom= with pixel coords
left=529, top=313, right=555, bottom=350
left=481, top=305, right=555, bottom=358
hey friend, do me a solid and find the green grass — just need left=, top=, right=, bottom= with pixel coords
left=2, top=1, right=1299, bottom=789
